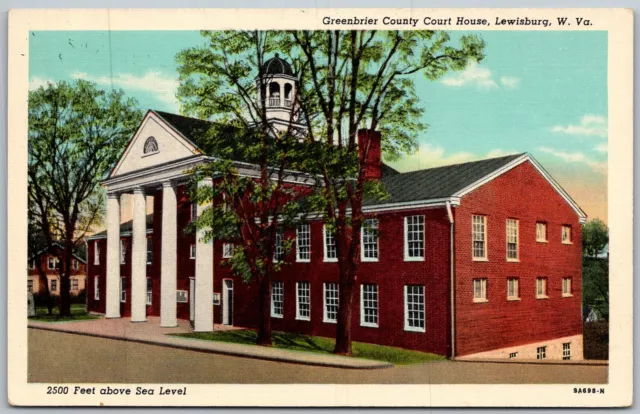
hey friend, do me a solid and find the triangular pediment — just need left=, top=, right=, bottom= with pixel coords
left=110, top=111, right=202, bottom=177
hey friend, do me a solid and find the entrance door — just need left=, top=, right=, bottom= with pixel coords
left=189, top=278, right=195, bottom=326
left=222, top=279, right=233, bottom=325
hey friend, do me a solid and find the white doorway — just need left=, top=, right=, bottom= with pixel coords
left=222, top=279, right=233, bottom=325
left=189, top=277, right=195, bottom=326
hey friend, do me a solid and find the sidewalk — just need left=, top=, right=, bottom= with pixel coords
left=28, top=317, right=392, bottom=370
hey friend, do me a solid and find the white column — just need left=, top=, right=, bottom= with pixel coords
left=105, top=192, right=121, bottom=318
left=131, top=187, right=147, bottom=323
left=160, top=181, right=177, bottom=327
left=194, top=177, right=214, bottom=332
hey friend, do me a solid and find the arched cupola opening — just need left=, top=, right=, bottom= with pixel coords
left=268, top=82, right=281, bottom=107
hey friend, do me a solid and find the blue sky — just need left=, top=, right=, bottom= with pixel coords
left=29, top=30, right=608, bottom=221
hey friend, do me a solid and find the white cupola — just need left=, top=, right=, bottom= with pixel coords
left=257, top=54, right=300, bottom=128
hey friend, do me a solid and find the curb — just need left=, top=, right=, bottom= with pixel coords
left=28, top=325, right=393, bottom=370
left=453, top=358, right=608, bottom=366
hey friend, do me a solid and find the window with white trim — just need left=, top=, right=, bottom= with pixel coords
left=360, top=284, right=379, bottom=327
left=190, top=202, right=198, bottom=222
left=71, top=278, right=78, bottom=291
left=222, top=243, right=234, bottom=259
left=146, top=277, right=152, bottom=305
left=120, top=277, right=126, bottom=303
left=29, top=260, right=36, bottom=270
left=271, top=281, right=283, bottom=318
left=48, top=257, right=56, bottom=270
left=562, top=225, right=572, bottom=244
left=362, top=218, right=379, bottom=261
left=51, top=279, right=57, bottom=292
left=404, top=215, right=425, bottom=260
left=94, top=276, right=100, bottom=300
left=120, top=239, right=126, bottom=264
left=562, top=277, right=572, bottom=297
left=473, top=278, right=487, bottom=302
left=273, top=227, right=284, bottom=262
left=72, top=259, right=79, bottom=270
left=296, top=281, right=311, bottom=320
left=562, top=342, right=571, bottom=360
left=472, top=215, right=487, bottom=260
left=509, top=352, right=518, bottom=359
left=506, top=219, right=519, bottom=261
left=536, top=346, right=547, bottom=360
left=404, top=285, right=425, bottom=332
left=507, top=278, right=519, bottom=300
left=27, top=280, right=34, bottom=293
left=94, top=241, right=100, bottom=265
left=323, top=283, right=338, bottom=323
left=146, top=237, right=153, bottom=264
left=536, top=277, right=548, bottom=298
left=536, top=222, right=547, bottom=242
left=189, top=244, right=196, bottom=259
left=296, top=224, right=311, bottom=262
left=323, top=225, right=337, bottom=262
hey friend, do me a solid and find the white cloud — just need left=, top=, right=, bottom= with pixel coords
left=594, top=143, right=608, bottom=153
left=70, top=70, right=179, bottom=109
left=392, top=143, right=518, bottom=172
left=441, top=62, right=519, bottom=90
left=551, top=114, right=608, bottom=138
left=537, top=146, right=606, bottom=174
left=29, top=77, right=54, bottom=91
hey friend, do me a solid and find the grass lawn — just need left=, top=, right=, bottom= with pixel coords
left=173, top=329, right=444, bottom=365
left=29, top=304, right=100, bottom=322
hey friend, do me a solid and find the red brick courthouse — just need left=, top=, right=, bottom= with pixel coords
left=86, top=56, right=586, bottom=360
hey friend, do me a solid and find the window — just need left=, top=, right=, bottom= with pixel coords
left=271, top=281, right=283, bottom=318
left=120, top=277, right=126, bottom=303
left=562, top=225, right=572, bottom=244
left=472, top=215, right=487, bottom=260
left=360, top=284, right=379, bottom=327
left=536, top=277, right=548, bottom=299
left=507, top=278, right=519, bottom=300
left=94, top=241, right=100, bottom=265
left=404, top=285, right=425, bottom=332
left=562, top=277, right=572, bottom=297
left=323, top=283, right=339, bottom=323
left=94, top=276, right=100, bottom=300
left=536, top=346, right=547, bottom=360
left=51, top=279, right=57, bottom=292
left=71, top=278, right=78, bottom=291
left=404, top=215, right=425, bottom=260
left=72, top=259, right=79, bottom=270
left=323, top=225, right=337, bottom=262
left=361, top=218, right=379, bottom=261
left=120, top=239, right=126, bottom=264
left=222, top=243, right=234, bottom=259
left=562, top=342, right=571, bottom=360
left=296, top=224, right=311, bottom=262
left=47, top=257, right=56, bottom=270
left=506, top=219, right=519, bottom=261
left=27, top=280, right=33, bottom=293
left=536, top=222, right=547, bottom=242
left=473, top=278, right=488, bottom=302
left=274, top=228, right=284, bottom=262
left=146, top=237, right=153, bottom=264
left=29, top=260, right=35, bottom=270
left=509, top=352, right=518, bottom=359
left=189, top=244, right=196, bottom=259
left=296, top=281, right=311, bottom=320
left=143, top=136, right=159, bottom=154
left=146, top=278, right=152, bottom=305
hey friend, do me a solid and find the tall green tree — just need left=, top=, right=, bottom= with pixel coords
left=582, top=219, right=609, bottom=320
left=582, top=218, right=608, bottom=258
left=28, top=80, right=141, bottom=317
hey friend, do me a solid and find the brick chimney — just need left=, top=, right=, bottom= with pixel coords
left=358, top=129, right=382, bottom=181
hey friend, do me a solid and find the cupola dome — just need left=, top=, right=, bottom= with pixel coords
left=261, top=53, right=294, bottom=76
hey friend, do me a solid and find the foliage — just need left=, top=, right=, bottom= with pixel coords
left=30, top=303, right=98, bottom=322
left=583, top=257, right=609, bottom=318
left=582, top=218, right=608, bottom=258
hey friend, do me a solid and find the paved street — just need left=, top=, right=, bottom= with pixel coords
left=28, top=330, right=607, bottom=384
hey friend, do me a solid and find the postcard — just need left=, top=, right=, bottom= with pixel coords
left=7, top=7, right=633, bottom=407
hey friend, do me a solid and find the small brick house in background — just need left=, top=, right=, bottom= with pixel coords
left=85, top=55, right=587, bottom=361
left=28, top=243, right=87, bottom=296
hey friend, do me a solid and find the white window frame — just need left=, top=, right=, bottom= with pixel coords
left=47, top=257, right=56, bottom=270
left=296, top=281, right=311, bottom=321
left=296, top=224, right=311, bottom=262
left=562, top=225, right=572, bottom=244
left=120, top=239, right=126, bottom=264
left=270, top=281, right=284, bottom=318
left=322, top=225, right=337, bottom=262
left=507, top=278, right=520, bottom=300
left=360, top=284, right=379, bottom=328
left=506, top=219, right=519, bottom=261
left=50, top=278, right=57, bottom=292
left=190, top=202, right=197, bottom=222
left=404, top=285, right=426, bottom=333
left=562, top=342, right=571, bottom=360
left=509, top=352, right=518, bottom=359
left=71, top=278, right=78, bottom=291
left=222, top=243, right=234, bottom=259
left=562, top=277, right=573, bottom=297
left=536, top=277, right=548, bottom=299
left=146, top=237, right=153, bottom=264
left=94, top=276, right=100, bottom=300
left=120, top=277, right=126, bottom=303
left=323, top=282, right=339, bottom=323
left=94, top=241, right=100, bottom=265
left=29, top=259, right=36, bottom=270
left=536, top=346, right=547, bottom=360
left=472, top=215, right=488, bottom=261
left=273, top=228, right=284, bottom=263
left=189, top=244, right=196, bottom=260
left=536, top=222, right=548, bottom=242
left=27, top=279, right=34, bottom=292
left=146, top=277, right=152, bottom=305
left=361, top=218, right=379, bottom=262
left=404, top=215, right=425, bottom=261
left=473, top=278, right=488, bottom=303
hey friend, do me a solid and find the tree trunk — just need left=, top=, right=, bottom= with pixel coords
left=333, top=275, right=355, bottom=355
left=256, top=276, right=273, bottom=346
left=58, top=274, right=71, bottom=317
left=37, top=268, right=53, bottom=315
